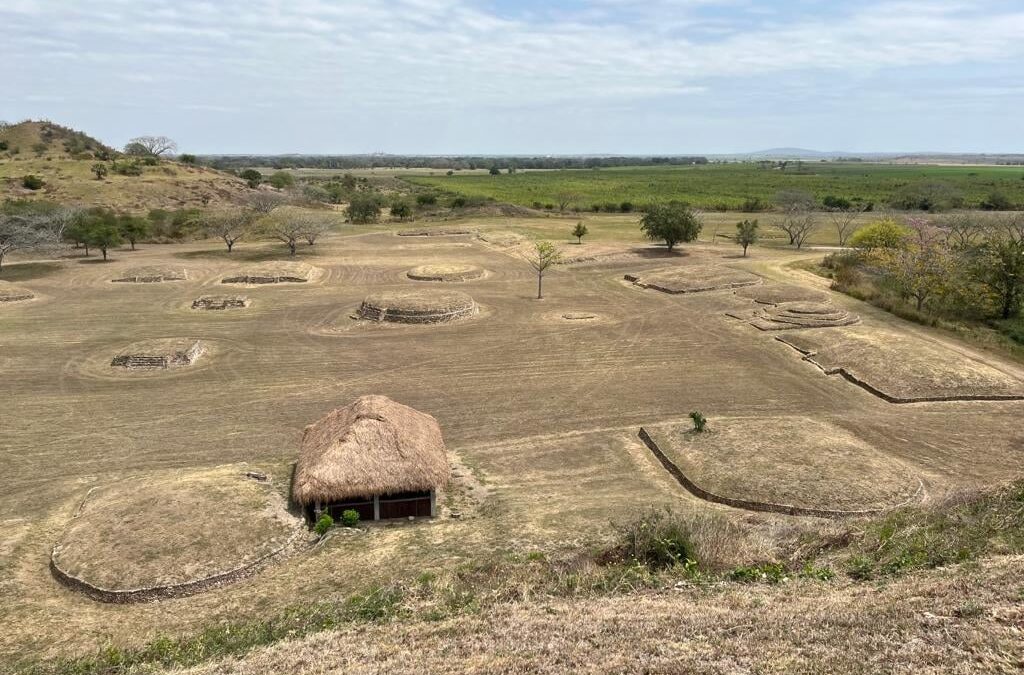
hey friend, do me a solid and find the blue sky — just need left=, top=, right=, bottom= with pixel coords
left=2, top=0, right=1022, bottom=154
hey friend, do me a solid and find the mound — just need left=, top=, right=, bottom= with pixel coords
left=736, top=283, right=829, bottom=305
left=0, top=282, right=34, bottom=302
left=111, top=338, right=205, bottom=370
left=778, top=327, right=1024, bottom=402
left=50, top=465, right=303, bottom=601
left=192, top=295, right=250, bottom=310
left=730, top=301, right=860, bottom=330
left=643, top=418, right=921, bottom=513
left=222, top=262, right=316, bottom=284
left=111, top=266, right=187, bottom=283
left=358, top=290, right=477, bottom=324
left=407, top=264, right=485, bottom=282
left=626, top=265, right=761, bottom=294
left=0, top=120, right=114, bottom=160
left=397, top=228, right=474, bottom=237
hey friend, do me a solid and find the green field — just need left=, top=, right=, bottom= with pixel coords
left=405, top=163, right=1024, bottom=211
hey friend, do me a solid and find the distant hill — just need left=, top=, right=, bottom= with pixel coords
left=0, top=120, right=253, bottom=212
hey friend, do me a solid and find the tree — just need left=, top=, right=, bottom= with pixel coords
left=347, top=194, right=381, bottom=224
left=556, top=191, right=580, bottom=213
left=247, top=191, right=285, bottom=214
left=84, top=221, right=122, bottom=261
left=980, top=191, right=1012, bottom=211
left=390, top=200, right=412, bottom=221
left=240, top=169, right=263, bottom=189
left=775, top=189, right=816, bottom=246
left=91, top=163, right=108, bottom=180
left=524, top=240, right=562, bottom=299
left=735, top=219, right=759, bottom=257
left=889, top=181, right=964, bottom=212
left=850, top=219, right=911, bottom=251
left=571, top=221, right=588, bottom=244
left=124, top=136, right=177, bottom=157
left=117, top=215, right=150, bottom=251
left=206, top=209, right=254, bottom=252
left=828, top=206, right=862, bottom=247
left=640, top=202, right=702, bottom=251
left=789, top=213, right=819, bottom=249
left=0, top=214, right=50, bottom=270
left=937, top=213, right=987, bottom=250
left=969, top=220, right=1024, bottom=319
left=268, top=171, right=295, bottom=189
left=263, top=209, right=306, bottom=256
left=300, top=213, right=333, bottom=245
left=874, top=219, right=954, bottom=311
left=488, top=166, right=501, bottom=176
left=178, top=154, right=197, bottom=165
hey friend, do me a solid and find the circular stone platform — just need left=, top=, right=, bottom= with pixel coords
left=747, top=301, right=859, bottom=330
left=736, top=283, right=828, bottom=305
left=110, top=338, right=205, bottom=370
left=358, top=290, right=478, bottom=324
left=407, top=264, right=485, bottom=282
left=649, top=417, right=921, bottom=512
left=111, top=266, right=187, bottom=283
left=0, top=283, right=34, bottom=302
left=51, top=465, right=302, bottom=600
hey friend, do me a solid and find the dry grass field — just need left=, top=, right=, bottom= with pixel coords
left=1, top=218, right=1023, bottom=670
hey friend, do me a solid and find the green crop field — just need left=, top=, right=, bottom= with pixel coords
left=405, top=163, right=1024, bottom=211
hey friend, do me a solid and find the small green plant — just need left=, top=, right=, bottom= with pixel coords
left=21, top=174, right=44, bottom=190
left=689, top=411, right=707, bottom=432
left=314, top=512, right=334, bottom=536
left=798, top=562, right=835, bottom=581
left=846, top=554, right=874, bottom=580
left=615, top=508, right=696, bottom=570
left=572, top=221, right=588, bottom=244
left=340, top=509, right=360, bottom=528
left=728, top=562, right=787, bottom=583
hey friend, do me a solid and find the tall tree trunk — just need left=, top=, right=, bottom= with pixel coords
left=101, top=248, right=108, bottom=261
left=227, top=240, right=233, bottom=252
left=537, top=273, right=543, bottom=299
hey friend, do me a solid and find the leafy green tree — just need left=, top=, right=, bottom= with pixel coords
left=735, top=219, right=759, bottom=257
left=873, top=220, right=954, bottom=311
left=91, top=163, right=108, bottom=180
left=970, top=225, right=1024, bottom=319
left=488, top=166, right=501, bottom=176
left=980, top=191, right=1012, bottom=211
left=240, top=169, right=263, bottom=189
left=117, top=215, right=150, bottom=250
left=268, top=171, right=295, bottom=189
left=640, top=202, right=702, bottom=251
left=850, top=219, right=911, bottom=251
left=347, top=194, right=381, bottom=224
left=314, top=513, right=334, bottom=536
left=85, top=221, right=123, bottom=261
left=524, top=240, right=562, bottom=299
left=390, top=200, right=412, bottom=221
left=571, top=221, right=588, bottom=244
left=178, top=153, right=197, bottom=165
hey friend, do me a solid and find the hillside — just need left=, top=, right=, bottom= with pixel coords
left=0, top=120, right=252, bottom=211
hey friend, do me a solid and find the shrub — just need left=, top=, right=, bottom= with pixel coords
left=240, top=169, right=262, bottom=188
left=689, top=411, right=707, bottom=432
left=740, top=196, right=769, bottom=212
left=314, top=513, right=334, bottom=536
left=614, top=508, right=696, bottom=570
left=0, top=141, right=8, bottom=151
left=91, top=162, right=108, bottom=180
left=823, top=195, right=852, bottom=210
left=268, top=171, right=295, bottom=189
left=415, top=193, right=437, bottom=206
left=390, top=200, right=412, bottom=220
left=21, top=174, right=44, bottom=190
left=450, top=196, right=467, bottom=208
left=347, top=194, right=382, bottom=224
left=179, top=153, right=197, bottom=165
left=980, top=191, right=1012, bottom=211
left=620, top=201, right=635, bottom=213
left=543, top=203, right=555, bottom=210
left=531, top=201, right=543, bottom=209
left=728, top=562, right=787, bottom=583
left=849, top=219, right=910, bottom=250
left=112, top=160, right=143, bottom=176
left=488, top=166, right=501, bottom=176
left=340, top=509, right=360, bottom=528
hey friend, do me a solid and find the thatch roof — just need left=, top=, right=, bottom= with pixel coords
left=291, top=395, right=449, bottom=504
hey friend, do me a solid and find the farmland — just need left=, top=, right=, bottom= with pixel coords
left=405, top=163, right=1024, bottom=211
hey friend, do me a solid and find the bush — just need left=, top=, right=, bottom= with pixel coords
left=21, top=174, right=44, bottom=190
left=689, top=411, right=706, bottom=432
left=620, top=201, right=635, bottom=213
left=178, top=153, right=197, bottom=165
left=532, top=201, right=543, bottom=209
left=314, top=513, right=334, bottom=536
left=390, top=200, right=412, bottom=220
left=340, top=509, right=360, bottom=528
left=543, top=203, right=555, bottom=210
left=112, top=160, right=143, bottom=176
left=415, top=193, right=437, bottom=206
left=240, top=169, right=262, bottom=188
left=849, top=219, right=910, bottom=250
left=728, top=562, right=787, bottom=583
left=347, top=194, right=381, bottom=224
left=0, top=141, right=8, bottom=151
left=268, top=171, right=295, bottom=189
left=980, top=190, right=1012, bottom=211
left=450, top=196, right=467, bottom=208
left=823, top=195, right=852, bottom=209
left=614, top=508, right=696, bottom=570
left=740, top=196, right=769, bottom=212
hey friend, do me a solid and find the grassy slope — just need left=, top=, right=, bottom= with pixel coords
left=406, top=163, right=1024, bottom=210
left=0, top=121, right=251, bottom=211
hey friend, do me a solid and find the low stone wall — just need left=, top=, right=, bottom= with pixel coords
left=192, top=296, right=249, bottom=310
left=637, top=427, right=923, bottom=519
left=111, top=341, right=205, bottom=370
left=358, top=301, right=478, bottom=324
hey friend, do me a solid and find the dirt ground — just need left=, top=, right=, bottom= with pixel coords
left=1, top=222, right=1022, bottom=664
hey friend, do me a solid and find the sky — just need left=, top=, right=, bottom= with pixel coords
left=2, top=0, right=1023, bottom=155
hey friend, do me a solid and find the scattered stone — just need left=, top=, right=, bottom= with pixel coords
left=111, top=339, right=205, bottom=370
left=0, top=283, right=34, bottom=302
left=112, top=266, right=187, bottom=283
left=222, top=262, right=315, bottom=284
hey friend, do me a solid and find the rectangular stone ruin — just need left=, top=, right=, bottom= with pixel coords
left=111, top=340, right=205, bottom=370
left=192, top=295, right=250, bottom=310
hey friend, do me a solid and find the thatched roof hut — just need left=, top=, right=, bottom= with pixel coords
left=291, top=396, right=449, bottom=519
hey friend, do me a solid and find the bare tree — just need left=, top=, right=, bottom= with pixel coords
left=828, top=207, right=862, bottom=247
left=936, top=213, right=986, bottom=250
left=775, top=190, right=816, bottom=245
left=247, top=192, right=287, bottom=214
left=206, top=209, right=254, bottom=253
left=124, top=136, right=178, bottom=156
left=0, top=211, right=73, bottom=270
left=263, top=207, right=322, bottom=255
left=301, top=213, right=334, bottom=245
left=556, top=191, right=581, bottom=213
left=788, top=212, right=819, bottom=249
left=523, top=240, right=562, bottom=299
